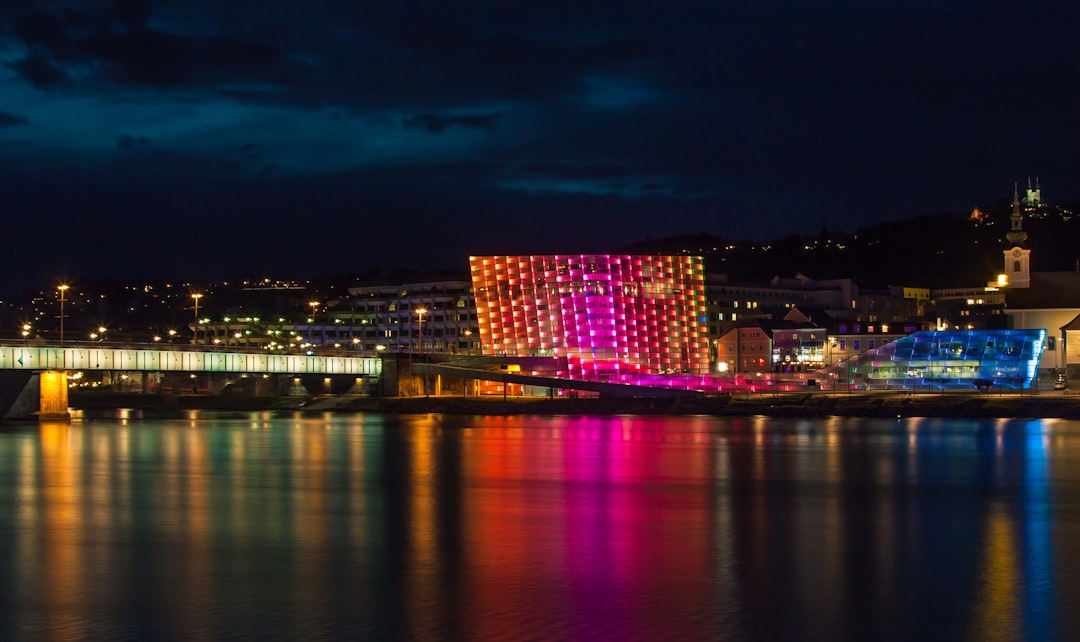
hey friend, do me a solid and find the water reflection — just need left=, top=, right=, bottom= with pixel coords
left=0, top=414, right=1076, bottom=639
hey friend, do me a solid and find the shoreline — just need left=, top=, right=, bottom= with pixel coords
left=66, top=391, right=1080, bottom=420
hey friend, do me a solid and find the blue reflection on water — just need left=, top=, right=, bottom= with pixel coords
left=0, top=413, right=1075, bottom=640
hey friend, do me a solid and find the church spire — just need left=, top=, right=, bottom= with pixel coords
left=1007, top=182, right=1028, bottom=246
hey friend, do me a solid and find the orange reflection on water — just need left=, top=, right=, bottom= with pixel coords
left=970, top=503, right=1021, bottom=641
left=36, top=422, right=87, bottom=641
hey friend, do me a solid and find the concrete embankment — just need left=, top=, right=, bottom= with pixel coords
left=66, top=391, right=1080, bottom=419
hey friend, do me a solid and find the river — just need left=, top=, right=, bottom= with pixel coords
left=0, top=411, right=1078, bottom=640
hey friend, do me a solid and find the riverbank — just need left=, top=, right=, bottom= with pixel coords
left=67, top=391, right=1080, bottom=419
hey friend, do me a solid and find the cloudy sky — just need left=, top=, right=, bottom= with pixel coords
left=0, top=0, right=1077, bottom=293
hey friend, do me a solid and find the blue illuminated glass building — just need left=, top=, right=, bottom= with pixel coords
left=834, top=329, right=1046, bottom=390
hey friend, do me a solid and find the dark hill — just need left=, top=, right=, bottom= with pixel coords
left=619, top=200, right=1080, bottom=288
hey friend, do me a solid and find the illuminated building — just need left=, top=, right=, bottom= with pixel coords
left=839, top=329, right=1046, bottom=390
left=469, top=255, right=709, bottom=379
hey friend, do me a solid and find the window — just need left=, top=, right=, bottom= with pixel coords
left=1048, top=337, right=1057, bottom=350
left=839, top=340, right=846, bottom=350
left=853, top=340, right=860, bottom=351
left=868, top=340, right=875, bottom=349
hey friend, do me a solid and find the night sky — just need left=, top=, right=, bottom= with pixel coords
left=1, top=1, right=1078, bottom=294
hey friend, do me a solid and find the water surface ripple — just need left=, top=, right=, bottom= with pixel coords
left=0, top=412, right=1077, bottom=640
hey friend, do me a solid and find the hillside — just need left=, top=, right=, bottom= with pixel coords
left=619, top=199, right=1080, bottom=288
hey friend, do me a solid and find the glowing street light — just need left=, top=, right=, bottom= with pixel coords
left=57, top=284, right=70, bottom=346
left=308, top=301, right=320, bottom=345
left=415, top=307, right=428, bottom=397
left=416, top=307, right=427, bottom=355
left=191, top=293, right=204, bottom=345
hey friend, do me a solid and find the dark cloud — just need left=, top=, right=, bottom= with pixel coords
left=14, top=10, right=70, bottom=49
left=8, top=52, right=68, bottom=88
left=6, top=5, right=286, bottom=91
left=403, top=112, right=502, bottom=134
left=0, top=111, right=27, bottom=127
left=523, top=163, right=635, bottom=181
left=0, top=0, right=1078, bottom=295
left=116, top=134, right=150, bottom=150
left=112, top=0, right=152, bottom=29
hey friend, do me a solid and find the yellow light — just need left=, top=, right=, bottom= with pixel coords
left=997, top=274, right=1008, bottom=286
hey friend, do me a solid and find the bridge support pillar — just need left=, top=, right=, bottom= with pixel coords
left=38, top=370, right=70, bottom=422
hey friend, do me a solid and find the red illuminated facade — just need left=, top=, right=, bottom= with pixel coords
left=469, top=255, right=710, bottom=379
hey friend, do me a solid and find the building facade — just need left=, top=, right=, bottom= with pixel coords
left=838, top=329, right=1046, bottom=390
left=470, top=255, right=710, bottom=379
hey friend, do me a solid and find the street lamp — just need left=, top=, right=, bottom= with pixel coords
left=57, top=284, right=70, bottom=346
left=191, top=293, right=204, bottom=345
left=416, top=307, right=427, bottom=355
left=308, top=301, right=320, bottom=346
left=416, top=307, right=428, bottom=397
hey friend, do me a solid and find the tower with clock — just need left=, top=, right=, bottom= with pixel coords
left=1004, top=183, right=1031, bottom=288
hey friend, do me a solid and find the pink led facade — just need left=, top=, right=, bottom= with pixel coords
left=469, top=255, right=709, bottom=379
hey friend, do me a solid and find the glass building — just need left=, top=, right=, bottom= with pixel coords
left=836, top=329, right=1047, bottom=390
left=469, top=255, right=710, bottom=380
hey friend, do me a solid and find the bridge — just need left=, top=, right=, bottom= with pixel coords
left=0, top=343, right=381, bottom=421
left=0, top=344, right=381, bottom=375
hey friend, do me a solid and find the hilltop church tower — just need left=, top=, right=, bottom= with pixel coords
left=1024, top=177, right=1042, bottom=209
left=1004, top=183, right=1031, bottom=288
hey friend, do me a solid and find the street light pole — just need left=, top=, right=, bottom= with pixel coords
left=416, top=307, right=427, bottom=396
left=308, top=301, right=320, bottom=348
left=416, top=307, right=427, bottom=355
left=57, top=284, right=69, bottom=346
left=191, top=293, right=203, bottom=345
